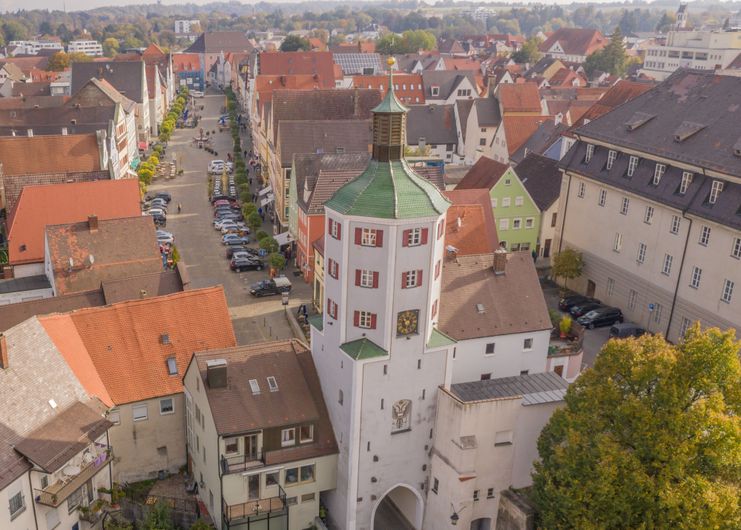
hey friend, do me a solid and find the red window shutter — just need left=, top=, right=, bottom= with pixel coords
left=435, top=260, right=441, bottom=279
left=372, top=271, right=379, bottom=288
left=417, top=270, right=424, bottom=286
left=333, top=302, right=338, bottom=319
left=432, top=300, right=438, bottom=318
left=355, top=269, right=361, bottom=286
left=421, top=228, right=429, bottom=245
left=402, top=229, right=410, bottom=247
left=337, top=223, right=341, bottom=240
left=334, top=261, right=339, bottom=280
left=376, top=230, right=384, bottom=247
left=370, top=313, right=377, bottom=329
left=437, top=220, right=444, bottom=239
left=353, top=311, right=360, bottom=327
left=327, top=298, right=332, bottom=317
left=355, top=227, right=362, bottom=245
left=401, top=272, right=408, bottom=289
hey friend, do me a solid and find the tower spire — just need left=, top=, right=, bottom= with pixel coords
left=370, top=57, right=408, bottom=162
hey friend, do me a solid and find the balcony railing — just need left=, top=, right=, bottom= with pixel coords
left=35, top=449, right=112, bottom=507
left=223, top=486, right=287, bottom=524
left=220, top=452, right=264, bottom=475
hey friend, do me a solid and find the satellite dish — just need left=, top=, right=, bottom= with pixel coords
left=86, top=254, right=95, bottom=267
left=68, top=257, right=74, bottom=270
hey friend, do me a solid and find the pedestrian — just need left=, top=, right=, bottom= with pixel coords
left=177, top=203, right=182, bottom=213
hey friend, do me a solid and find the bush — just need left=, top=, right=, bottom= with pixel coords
left=247, top=212, right=262, bottom=232
left=268, top=252, right=286, bottom=270
left=259, top=237, right=279, bottom=254
left=255, top=230, right=269, bottom=242
left=242, top=202, right=257, bottom=216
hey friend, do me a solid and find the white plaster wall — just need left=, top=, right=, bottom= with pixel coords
left=0, top=288, right=53, bottom=306
left=1, top=475, right=36, bottom=530
left=13, top=263, right=44, bottom=279
left=511, top=401, right=562, bottom=489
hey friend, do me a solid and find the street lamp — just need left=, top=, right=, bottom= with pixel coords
left=450, top=503, right=466, bottom=526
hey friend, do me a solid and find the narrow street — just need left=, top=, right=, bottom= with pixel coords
left=147, top=89, right=312, bottom=345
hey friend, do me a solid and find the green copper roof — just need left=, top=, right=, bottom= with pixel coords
left=340, top=338, right=388, bottom=360
left=427, top=328, right=457, bottom=349
left=325, top=159, right=450, bottom=219
left=372, top=84, right=409, bottom=114
left=308, top=314, right=323, bottom=332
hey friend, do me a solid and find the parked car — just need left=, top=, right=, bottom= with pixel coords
left=609, top=322, right=646, bottom=338
left=222, top=234, right=250, bottom=245
left=569, top=302, right=604, bottom=318
left=147, top=213, right=166, bottom=227
left=226, top=246, right=259, bottom=259
left=249, top=277, right=292, bottom=297
left=146, top=207, right=167, bottom=217
left=230, top=257, right=264, bottom=272
left=559, top=294, right=601, bottom=311
left=156, top=232, right=174, bottom=245
left=154, top=191, right=172, bottom=202
left=578, top=307, right=624, bottom=329
left=190, top=90, right=204, bottom=98
left=214, top=217, right=241, bottom=230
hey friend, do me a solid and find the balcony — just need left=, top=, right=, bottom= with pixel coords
left=221, top=452, right=264, bottom=475
left=35, top=449, right=112, bottom=507
left=223, top=486, right=287, bottom=527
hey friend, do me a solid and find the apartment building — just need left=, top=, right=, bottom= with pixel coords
left=183, top=340, right=337, bottom=530
left=67, top=40, right=104, bottom=57
left=556, top=70, right=740, bottom=343
left=641, top=30, right=741, bottom=81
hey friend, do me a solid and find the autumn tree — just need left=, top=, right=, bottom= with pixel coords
left=376, top=29, right=436, bottom=55
left=532, top=325, right=741, bottom=529
left=102, top=37, right=120, bottom=57
left=511, top=36, right=542, bottom=64
left=550, top=248, right=583, bottom=291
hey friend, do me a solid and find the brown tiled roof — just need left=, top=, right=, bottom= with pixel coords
left=294, top=152, right=370, bottom=215
left=255, top=74, right=334, bottom=106
left=0, top=95, right=67, bottom=110
left=14, top=400, right=111, bottom=473
left=101, top=268, right=185, bottom=304
left=456, top=156, right=510, bottom=190
left=46, top=216, right=163, bottom=295
left=0, top=133, right=102, bottom=176
left=41, top=287, right=236, bottom=406
left=351, top=73, right=424, bottom=104
left=192, top=340, right=338, bottom=463
left=502, top=115, right=552, bottom=155
left=498, top=82, right=542, bottom=113
left=71, top=61, right=146, bottom=103
left=10, top=81, right=50, bottom=97
left=7, top=179, right=141, bottom=266
left=186, top=31, right=254, bottom=54
left=439, top=252, right=551, bottom=340
left=0, top=172, right=109, bottom=214
left=0, top=56, right=49, bottom=74
left=539, top=28, right=607, bottom=57
left=0, top=290, right=105, bottom=333
left=259, top=51, right=336, bottom=79
left=171, top=53, right=201, bottom=72
left=443, top=189, right=499, bottom=254
left=278, top=119, right=371, bottom=166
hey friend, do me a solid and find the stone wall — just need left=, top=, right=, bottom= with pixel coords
left=495, top=489, right=536, bottom=530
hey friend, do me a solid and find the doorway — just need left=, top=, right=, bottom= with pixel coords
left=245, top=434, right=258, bottom=461
left=543, top=239, right=552, bottom=258
left=586, top=279, right=596, bottom=297
left=371, top=484, right=423, bottom=530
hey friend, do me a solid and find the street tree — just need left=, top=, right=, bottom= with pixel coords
left=247, top=212, right=263, bottom=233
left=280, top=35, right=310, bottom=52
left=259, top=237, right=279, bottom=254
left=550, top=248, right=583, bottom=291
left=511, top=36, right=542, bottom=64
left=533, top=325, right=741, bottom=529
left=103, top=37, right=120, bottom=57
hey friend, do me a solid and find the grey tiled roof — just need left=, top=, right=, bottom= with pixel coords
left=406, top=104, right=458, bottom=145
left=71, top=61, right=145, bottom=103
left=516, top=153, right=563, bottom=211
left=422, top=70, right=476, bottom=100
left=185, top=31, right=254, bottom=54
left=450, top=371, right=568, bottom=404
left=278, top=119, right=371, bottom=166
left=0, top=274, right=50, bottom=294
left=472, top=98, right=501, bottom=127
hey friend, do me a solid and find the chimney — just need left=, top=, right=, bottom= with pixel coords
left=88, top=214, right=98, bottom=232
left=493, top=247, right=507, bottom=275
left=0, top=333, right=8, bottom=369
left=206, top=359, right=228, bottom=388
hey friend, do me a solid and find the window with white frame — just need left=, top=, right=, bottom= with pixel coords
left=606, top=150, right=617, bottom=170
left=680, top=171, right=693, bottom=194
left=598, top=189, right=607, bottom=207
left=512, top=218, right=521, bottom=229
left=644, top=206, right=654, bottom=224
left=281, top=427, right=296, bottom=447
left=670, top=215, right=681, bottom=234
left=699, top=225, right=711, bottom=246
left=358, top=311, right=374, bottom=329
left=577, top=182, right=586, bottom=198
left=525, top=217, right=534, bottom=229
left=329, top=218, right=340, bottom=239
left=606, top=277, right=615, bottom=296
left=133, top=403, right=148, bottom=422
left=300, top=424, right=314, bottom=443
left=637, top=242, right=646, bottom=264
left=499, top=218, right=509, bottom=230
left=628, top=289, right=638, bottom=310
left=267, top=376, right=279, bottom=392
left=721, top=279, right=734, bottom=303
left=360, top=228, right=377, bottom=246
left=515, top=196, right=524, bottom=206
left=690, top=266, right=702, bottom=289
left=406, top=228, right=422, bottom=246
left=504, top=178, right=512, bottom=186
left=67, top=486, right=83, bottom=513
left=160, top=398, right=174, bottom=415
left=360, top=269, right=374, bottom=288
left=662, top=254, right=673, bottom=275
left=733, top=237, right=741, bottom=259
left=613, top=232, right=623, bottom=252
left=653, top=163, right=666, bottom=185
left=491, top=197, right=497, bottom=208
left=166, top=356, right=178, bottom=376
left=679, top=317, right=692, bottom=338
left=485, top=343, right=495, bottom=354
left=494, top=430, right=514, bottom=446
left=585, top=144, right=594, bottom=163
left=627, top=156, right=638, bottom=176
left=432, top=478, right=439, bottom=494
left=404, top=270, right=420, bottom=288
left=653, top=303, right=663, bottom=324
left=620, top=197, right=629, bottom=215
left=8, top=488, right=24, bottom=520
left=709, top=180, right=724, bottom=204
left=502, top=197, right=511, bottom=207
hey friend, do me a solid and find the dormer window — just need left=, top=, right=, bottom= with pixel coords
left=166, top=357, right=178, bottom=376
left=606, top=150, right=617, bottom=170
left=584, top=144, right=594, bottom=163
left=680, top=171, right=693, bottom=194
left=300, top=424, right=314, bottom=443
left=653, top=163, right=666, bottom=185
left=627, top=156, right=638, bottom=177
left=431, top=86, right=440, bottom=97
left=709, top=180, right=724, bottom=204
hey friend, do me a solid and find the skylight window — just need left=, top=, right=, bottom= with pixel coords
left=249, top=379, right=261, bottom=395
left=166, top=357, right=178, bottom=376
left=267, top=376, right=279, bottom=392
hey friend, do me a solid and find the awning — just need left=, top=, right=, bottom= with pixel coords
left=260, top=197, right=273, bottom=208
left=275, top=232, right=293, bottom=247
left=258, top=186, right=272, bottom=197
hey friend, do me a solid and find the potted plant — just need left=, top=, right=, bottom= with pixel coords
left=559, top=315, right=573, bottom=339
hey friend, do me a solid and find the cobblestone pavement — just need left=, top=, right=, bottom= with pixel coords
left=147, top=90, right=312, bottom=345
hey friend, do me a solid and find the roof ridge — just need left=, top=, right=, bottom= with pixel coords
left=66, top=285, right=226, bottom=316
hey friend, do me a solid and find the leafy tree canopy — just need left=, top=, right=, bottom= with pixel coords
left=533, top=325, right=741, bottom=529
left=376, top=29, right=436, bottom=55
left=280, top=34, right=310, bottom=52
left=511, top=36, right=542, bottom=64
left=551, top=248, right=583, bottom=290
left=585, top=26, right=627, bottom=77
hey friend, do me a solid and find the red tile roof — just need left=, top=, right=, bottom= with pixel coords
left=258, top=51, right=336, bottom=80
left=444, top=188, right=499, bottom=255
left=570, top=80, right=654, bottom=130
left=171, top=53, right=201, bottom=72
left=539, top=28, right=607, bottom=57
left=498, top=83, right=542, bottom=113
left=255, top=74, right=335, bottom=103
left=502, top=115, right=552, bottom=155
left=456, top=156, right=510, bottom=190
left=350, top=73, right=424, bottom=104
left=7, top=179, right=141, bottom=265
left=41, top=287, right=237, bottom=406
left=442, top=57, right=482, bottom=72
left=0, top=133, right=102, bottom=176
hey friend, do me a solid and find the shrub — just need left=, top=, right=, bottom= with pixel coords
left=255, top=230, right=269, bottom=242
left=268, top=252, right=286, bottom=270
left=259, top=237, right=279, bottom=254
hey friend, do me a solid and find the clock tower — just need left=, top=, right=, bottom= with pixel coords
left=310, top=62, right=453, bottom=530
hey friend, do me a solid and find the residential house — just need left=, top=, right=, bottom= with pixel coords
left=68, top=40, right=103, bottom=56
left=556, top=70, right=741, bottom=342
left=442, top=188, right=499, bottom=257
left=312, top=239, right=324, bottom=312
left=333, top=53, right=384, bottom=76
left=350, top=73, right=425, bottom=105
left=438, top=39, right=468, bottom=57
left=509, top=119, right=569, bottom=165
left=422, top=70, right=479, bottom=105
left=5, top=179, right=141, bottom=278
left=185, top=31, right=254, bottom=74
left=539, top=28, right=607, bottom=63
left=44, top=216, right=163, bottom=296
left=0, top=317, right=113, bottom=530
left=456, top=157, right=541, bottom=252
left=40, top=287, right=237, bottom=482
left=406, top=104, right=461, bottom=163
left=515, top=153, right=563, bottom=263
left=172, top=53, right=204, bottom=91
left=424, top=373, right=568, bottom=530
left=523, top=57, right=566, bottom=82
left=456, top=97, right=501, bottom=164
left=183, top=339, right=338, bottom=530
left=71, top=61, right=151, bottom=145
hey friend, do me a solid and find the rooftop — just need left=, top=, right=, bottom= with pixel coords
left=515, top=153, right=563, bottom=211
left=498, top=83, right=542, bottom=113
left=450, top=371, right=569, bottom=404
left=340, top=338, right=388, bottom=360
left=455, top=156, right=510, bottom=190
left=259, top=51, right=336, bottom=79
left=185, top=31, right=254, bottom=54
left=0, top=133, right=102, bottom=176
left=71, top=61, right=146, bottom=103
left=539, top=28, right=607, bottom=57
left=443, top=188, right=499, bottom=254
left=278, top=119, right=371, bottom=166
left=294, top=152, right=371, bottom=215
left=406, top=104, right=458, bottom=145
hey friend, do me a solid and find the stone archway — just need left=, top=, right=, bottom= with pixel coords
left=371, top=483, right=424, bottom=530
left=470, top=517, right=492, bottom=530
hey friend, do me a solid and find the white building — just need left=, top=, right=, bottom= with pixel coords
left=67, top=40, right=103, bottom=57
left=174, top=19, right=201, bottom=35
left=8, top=39, right=63, bottom=55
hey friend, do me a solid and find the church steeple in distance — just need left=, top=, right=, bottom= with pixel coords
left=371, top=57, right=409, bottom=162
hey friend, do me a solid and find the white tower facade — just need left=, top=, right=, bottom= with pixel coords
left=310, top=74, right=453, bottom=530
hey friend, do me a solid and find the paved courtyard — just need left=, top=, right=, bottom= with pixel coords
left=147, top=90, right=312, bottom=345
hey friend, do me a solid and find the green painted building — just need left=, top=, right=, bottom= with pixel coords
left=456, top=156, right=540, bottom=252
